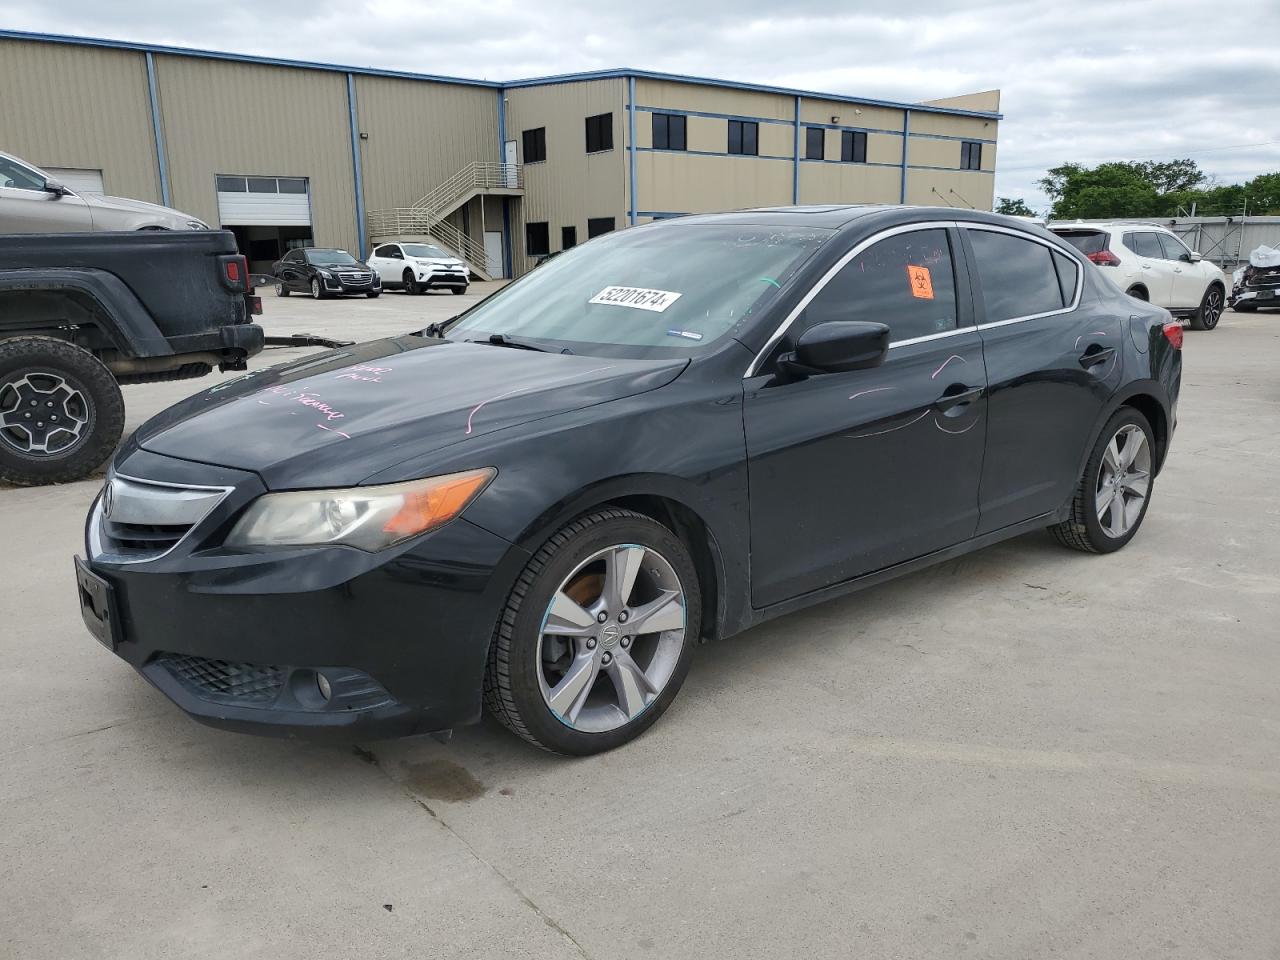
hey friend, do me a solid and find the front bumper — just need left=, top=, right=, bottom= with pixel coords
left=1232, top=287, right=1279, bottom=307
left=415, top=268, right=469, bottom=289
left=78, top=449, right=527, bottom=741
left=322, top=274, right=381, bottom=293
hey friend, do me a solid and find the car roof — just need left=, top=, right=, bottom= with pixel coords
left=664, top=205, right=1044, bottom=232
left=1049, top=221, right=1173, bottom=234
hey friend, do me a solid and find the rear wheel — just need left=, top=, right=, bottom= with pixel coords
left=1126, top=285, right=1149, bottom=301
left=1049, top=407, right=1155, bottom=554
left=0, top=337, right=124, bottom=486
left=484, top=508, right=700, bottom=755
left=1190, top=285, right=1223, bottom=330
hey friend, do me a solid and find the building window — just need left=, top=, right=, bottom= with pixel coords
left=652, top=113, right=687, bottom=151
left=841, top=131, right=867, bottom=164
left=961, top=141, right=982, bottom=170
left=585, top=113, right=614, bottom=154
left=587, top=217, right=615, bottom=239
left=728, top=120, right=758, bottom=156
left=562, top=226, right=577, bottom=249
left=526, top=221, right=550, bottom=257
left=522, top=127, right=546, bottom=164
left=805, top=127, right=825, bottom=160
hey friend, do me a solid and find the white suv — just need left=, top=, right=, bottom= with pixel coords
left=368, top=241, right=469, bottom=295
left=1049, top=222, right=1227, bottom=330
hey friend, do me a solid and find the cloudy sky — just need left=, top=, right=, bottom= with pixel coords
left=3, top=0, right=1278, bottom=211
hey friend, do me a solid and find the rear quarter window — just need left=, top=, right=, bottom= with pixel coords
left=968, top=229, right=1067, bottom=323
left=1053, top=230, right=1108, bottom=256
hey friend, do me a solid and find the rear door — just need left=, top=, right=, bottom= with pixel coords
left=370, top=243, right=404, bottom=284
left=963, top=225, right=1125, bottom=532
left=743, top=224, right=988, bottom=606
left=1123, top=231, right=1174, bottom=306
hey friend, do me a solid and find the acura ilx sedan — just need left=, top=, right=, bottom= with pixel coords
left=75, top=205, right=1182, bottom=755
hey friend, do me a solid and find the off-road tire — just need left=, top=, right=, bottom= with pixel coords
left=483, top=508, right=700, bottom=755
left=1049, top=407, right=1155, bottom=554
left=0, top=337, right=125, bottom=486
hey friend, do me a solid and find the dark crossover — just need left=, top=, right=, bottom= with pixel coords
left=75, top=205, right=1182, bottom=754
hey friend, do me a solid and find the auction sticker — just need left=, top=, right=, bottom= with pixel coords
left=589, top=286, right=683, bottom=313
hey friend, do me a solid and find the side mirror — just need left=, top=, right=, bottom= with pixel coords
left=43, top=178, right=70, bottom=198
left=778, top=321, right=890, bottom=377
left=1189, top=251, right=1203, bottom=263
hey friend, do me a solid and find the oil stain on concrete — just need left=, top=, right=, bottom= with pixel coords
left=400, top=757, right=486, bottom=802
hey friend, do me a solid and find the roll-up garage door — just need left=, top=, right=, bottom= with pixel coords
left=46, top=168, right=104, bottom=194
left=216, top=175, right=311, bottom=226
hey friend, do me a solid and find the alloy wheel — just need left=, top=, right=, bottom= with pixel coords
left=1203, top=288, right=1222, bottom=328
left=1095, top=423, right=1151, bottom=538
left=537, top=543, right=687, bottom=733
left=0, top=371, right=91, bottom=456
left=311, top=278, right=322, bottom=299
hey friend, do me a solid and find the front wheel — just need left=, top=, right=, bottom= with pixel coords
left=1190, top=285, right=1223, bottom=330
left=0, top=337, right=125, bottom=486
left=1049, top=407, right=1155, bottom=554
left=1234, top=301, right=1257, bottom=313
left=274, top=280, right=290, bottom=297
left=366, top=291, right=381, bottom=299
left=451, top=287, right=468, bottom=295
left=403, top=270, right=422, bottom=295
left=310, top=277, right=326, bottom=300
left=484, top=508, right=700, bottom=755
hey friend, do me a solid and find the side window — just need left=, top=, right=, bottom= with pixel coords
left=372, top=245, right=391, bottom=258
left=1052, top=250, right=1079, bottom=305
left=0, top=156, right=47, bottom=191
left=805, top=127, right=824, bottom=160
left=967, top=229, right=1066, bottom=322
left=801, top=228, right=959, bottom=343
left=1157, top=233, right=1190, bottom=261
left=388, top=246, right=404, bottom=260
left=1129, top=232, right=1164, bottom=259
left=587, top=217, right=615, bottom=239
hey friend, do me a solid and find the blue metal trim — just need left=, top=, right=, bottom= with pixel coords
left=906, top=131, right=998, bottom=144
left=792, top=96, right=801, bottom=205
left=144, top=52, right=170, bottom=207
left=799, top=158, right=904, bottom=170
left=0, top=30, right=1003, bottom=120
left=634, top=105, right=794, bottom=126
left=501, top=199, right=512, bottom=279
left=636, top=147, right=793, bottom=162
left=908, top=164, right=994, bottom=174
left=900, top=109, right=910, bottom=204
left=628, top=76, right=638, bottom=226
left=346, top=73, right=367, bottom=257
left=636, top=211, right=689, bottom=218
left=497, top=88, right=506, bottom=158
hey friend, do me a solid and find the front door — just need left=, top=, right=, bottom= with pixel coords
left=962, top=225, right=1126, bottom=532
left=484, top=231, right=504, bottom=278
left=744, top=225, right=988, bottom=608
left=1159, top=232, right=1204, bottom=308
left=503, top=140, right=517, bottom=187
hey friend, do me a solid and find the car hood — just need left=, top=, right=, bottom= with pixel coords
left=135, top=337, right=688, bottom=488
left=84, top=192, right=201, bottom=225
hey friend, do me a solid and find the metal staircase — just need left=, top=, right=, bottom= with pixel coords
left=367, top=162, right=523, bottom=280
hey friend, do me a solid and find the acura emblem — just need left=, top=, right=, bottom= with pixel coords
left=101, top=480, right=115, bottom=519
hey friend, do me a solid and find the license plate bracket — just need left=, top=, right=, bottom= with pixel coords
left=74, top=556, right=120, bottom=651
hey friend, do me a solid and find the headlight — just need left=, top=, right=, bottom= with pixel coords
left=225, top=468, right=495, bottom=551
left=317, top=269, right=333, bottom=278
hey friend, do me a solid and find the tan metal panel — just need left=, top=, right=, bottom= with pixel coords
left=0, top=38, right=160, bottom=202
left=919, top=89, right=1001, bottom=113
left=686, top=115, right=725, bottom=154
left=354, top=76, right=499, bottom=214
left=636, top=79, right=794, bottom=121
left=799, top=163, right=902, bottom=205
left=908, top=137, right=968, bottom=169
left=505, top=79, right=626, bottom=275
left=638, top=152, right=792, bottom=214
left=799, top=98, right=904, bottom=134
left=868, top=133, right=904, bottom=166
left=153, top=54, right=358, bottom=251
left=758, top=122, right=793, bottom=159
left=905, top=169, right=995, bottom=211
left=908, top=112, right=998, bottom=141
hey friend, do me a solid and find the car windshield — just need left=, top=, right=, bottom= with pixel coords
left=403, top=243, right=451, bottom=259
left=447, top=223, right=831, bottom=355
left=307, top=249, right=358, bottom=265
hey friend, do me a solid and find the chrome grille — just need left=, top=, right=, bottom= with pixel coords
left=336, top=271, right=373, bottom=283
left=90, top=474, right=231, bottom=562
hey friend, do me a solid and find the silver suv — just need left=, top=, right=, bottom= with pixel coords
left=0, top=150, right=207, bottom=233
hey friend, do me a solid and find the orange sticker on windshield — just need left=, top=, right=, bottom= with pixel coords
left=907, top=265, right=934, bottom=300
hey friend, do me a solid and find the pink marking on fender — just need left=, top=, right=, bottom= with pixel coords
left=465, top=365, right=617, bottom=435
left=316, top=423, right=352, bottom=440
left=846, top=409, right=930, bottom=439
left=931, top=354, right=965, bottom=379
left=848, top=386, right=895, bottom=401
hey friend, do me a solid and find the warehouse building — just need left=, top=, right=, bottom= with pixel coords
left=0, top=30, right=1001, bottom=278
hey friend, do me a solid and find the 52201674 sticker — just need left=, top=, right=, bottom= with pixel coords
left=589, top=286, right=683, bottom=313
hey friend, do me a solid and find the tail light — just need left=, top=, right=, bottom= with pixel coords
left=216, top=254, right=250, bottom=293
left=1087, top=250, right=1121, bottom=267
left=224, top=258, right=241, bottom=283
left=1162, top=321, right=1183, bottom=350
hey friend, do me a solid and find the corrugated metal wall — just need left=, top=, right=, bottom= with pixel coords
left=152, top=55, right=359, bottom=251
left=505, top=79, right=627, bottom=275
left=0, top=38, right=160, bottom=202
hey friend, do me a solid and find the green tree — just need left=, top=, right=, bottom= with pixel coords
left=1040, top=162, right=1162, bottom=219
left=995, top=197, right=1037, bottom=217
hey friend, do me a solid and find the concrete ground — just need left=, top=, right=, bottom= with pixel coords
left=2, top=293, right=1279, bottom=959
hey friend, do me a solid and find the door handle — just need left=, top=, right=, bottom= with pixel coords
left=1079, top=346, right=1116, bottom=369
left=934, top=385, right=983, bottom=411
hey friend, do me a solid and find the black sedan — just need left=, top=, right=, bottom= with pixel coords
left=75, top=206, right=1182, bottom=755
left=270, top=247, right=381, bottom=299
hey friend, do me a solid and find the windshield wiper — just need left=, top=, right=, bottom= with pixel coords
left=471, top=334, right=571, bottom=355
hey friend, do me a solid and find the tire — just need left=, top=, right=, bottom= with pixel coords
left=274, top=280, right=290, bottom=298
left=366, top=290, right=381, bottom=299
left=0, top=337, right=125, bottom=486
left=1190, top=284, right=1223, bottom=331
left=484, top=508, right=701, bottom=755
left=403, top=270, right=422, bottom=295
left=1126, top=286, right=1149, bottom=302
left=451, top=287, right=467, bottom=295
left=1234, top=302, right=1257, bottom=313
left=310, top=277, right=326, bottom=300
left=1049, top=407, right=1155, bottom=554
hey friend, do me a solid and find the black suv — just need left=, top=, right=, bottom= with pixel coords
left=271, top=248, right=380, bottom=299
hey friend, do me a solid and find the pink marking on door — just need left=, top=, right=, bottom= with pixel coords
left=931, top=355, right=966, bottom=379
left=848, top=386, right=895, bottom=401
